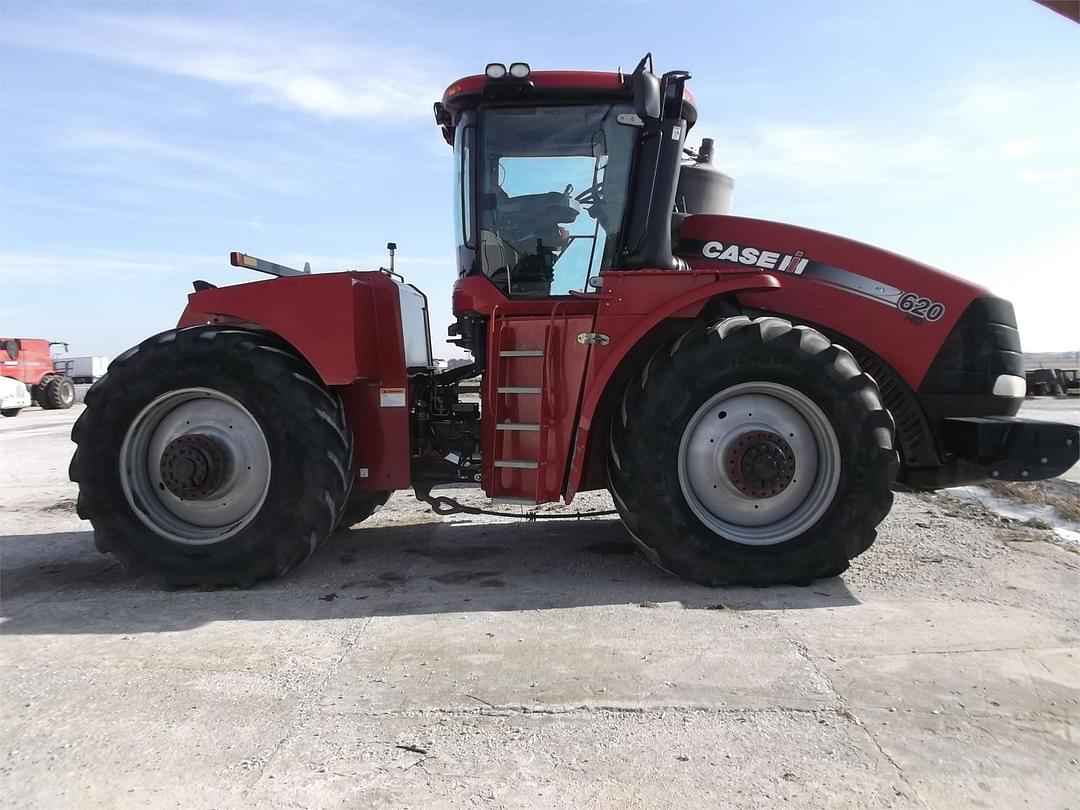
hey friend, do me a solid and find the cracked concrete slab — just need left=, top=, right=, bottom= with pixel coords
left=857, top=709, right=1079, bottom=808
left=825, top=646, right=1080, bottom=719
left=324, top=608, right=836, bottom=714
left=2, top=664, right=297, bottom=809
left=771, top=600, right=1080, bottom=658
left=246, top=709, right=917, bottom=810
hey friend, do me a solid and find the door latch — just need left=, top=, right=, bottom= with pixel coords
left=577, top=333, right=610, bottom=346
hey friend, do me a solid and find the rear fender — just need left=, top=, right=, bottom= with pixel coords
left=178, top=271, right=413, bottom=490
left=565, top=271, right=780, bottom=498
left=178, top=271, right=409, bottom=385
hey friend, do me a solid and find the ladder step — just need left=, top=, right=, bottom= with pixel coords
left=494, top=459, right=539, bottom=470
left=496, top=423, right=540, bottom=432
left=497, top=386, right=542, bottom=395
left=500, top=349, right=544, bottom=357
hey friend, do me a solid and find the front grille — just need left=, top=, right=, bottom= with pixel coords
left=920, top=297, right=1022, bottom=395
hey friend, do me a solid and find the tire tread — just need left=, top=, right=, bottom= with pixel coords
left=70, top=326, right=354, bottom=587
left=608, top=316, right=897, bottom=587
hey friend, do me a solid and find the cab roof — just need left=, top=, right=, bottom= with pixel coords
left=438, top=69, right=696, bottom=125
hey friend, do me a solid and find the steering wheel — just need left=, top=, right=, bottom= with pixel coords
left=575, top=180, right=604, bottom=206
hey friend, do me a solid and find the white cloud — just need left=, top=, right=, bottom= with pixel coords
left=952, top=78, right=1042, bottom=120
left=969, top=240, right=1080, bottom=353
left=706, top=124, right=952, bottom=188
left=1, top=12, right=445, bottom=120
left=998, top=138, right=1042, bottom=159
left=0, top=250, right=221, bottom=283
left=56, top=128, right=300, bottom=197
left=699, top=73, right=1078, bottom=195
left=0, top=250, right=447, bottom=284
left=64, top=130, right=242, bottom=173
left=1014, top=166, right=1080, bottom=184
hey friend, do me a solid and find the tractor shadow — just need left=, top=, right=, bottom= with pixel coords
left=0, top=519, right=859, bottom=635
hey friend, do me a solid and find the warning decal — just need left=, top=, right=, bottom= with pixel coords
left=379, top=387, right=406, bottom=407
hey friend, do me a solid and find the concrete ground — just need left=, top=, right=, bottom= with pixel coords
left=1020, top=397, right=1080, bottom=427
left=1, top=405, right=1078, bottom=809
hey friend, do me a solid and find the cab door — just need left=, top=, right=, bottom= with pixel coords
left=483, top=298, right=598, bottom=503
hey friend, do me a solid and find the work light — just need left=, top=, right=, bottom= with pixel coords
left=508, top=62, right=531, bottom=79
left=485, top=63, right=507, bottom=79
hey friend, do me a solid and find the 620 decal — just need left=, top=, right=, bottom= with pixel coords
left=897, top=292, right=945, bottom=321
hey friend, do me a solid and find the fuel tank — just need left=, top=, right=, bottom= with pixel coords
left=675, top=138, right=734, bottom=216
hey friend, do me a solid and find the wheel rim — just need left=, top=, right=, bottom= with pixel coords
left=60, top=380, right=74, bottom=406
left=677, top=381, right=841, bottom=546
left=119, top=388, right=271, bottom=545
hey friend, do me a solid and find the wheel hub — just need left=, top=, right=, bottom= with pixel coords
left=159, top=433, right=231, bottom=500
left=677, top=383, right=841, bottom=545
left=120, top=387, right=272, bottom=544
left=726, top=430, right=796, bottom=498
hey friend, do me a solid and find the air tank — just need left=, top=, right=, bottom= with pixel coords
left=675, top=138, right=735, bottom=215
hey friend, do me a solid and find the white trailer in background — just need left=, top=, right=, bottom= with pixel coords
left=54, top=356, right=109, bottom=384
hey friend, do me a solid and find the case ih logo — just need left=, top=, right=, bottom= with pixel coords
left=701, top=241, right=810, bottom=274
left=698, top=240, right=947, bottom=322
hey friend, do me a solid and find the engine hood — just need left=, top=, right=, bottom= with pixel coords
left=675, top=214, right=996, bottom=389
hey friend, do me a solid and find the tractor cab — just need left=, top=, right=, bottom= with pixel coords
left=464, top=101, right=635, bottom=298
left=435, top=57, right=729, bottom=309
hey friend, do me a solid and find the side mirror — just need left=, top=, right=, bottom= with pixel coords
left=632, top=69, right=662, bottom=121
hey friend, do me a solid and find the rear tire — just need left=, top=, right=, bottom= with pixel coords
left=41, top=376, right=75, bottom=409
left=70, top=326, right=354, bottom=587
left=339, top=489, right=391, bottom=529
left=608, top=316, right=898, bottom=586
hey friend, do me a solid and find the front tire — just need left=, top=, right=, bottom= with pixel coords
left=70, top=327, right=354, bottom=587
left=608, top=316, right=898, bottom=586
left=1, top=408, right=20, bottom=418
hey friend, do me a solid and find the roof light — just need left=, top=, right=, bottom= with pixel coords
left=508, top=62, right=531, bottom=79
left=485, top=63, right=507, bottom=79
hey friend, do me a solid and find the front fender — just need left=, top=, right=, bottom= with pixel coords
left=677, top=215, right=993, bottom=388
left=565, top=270, right=780, bottom=497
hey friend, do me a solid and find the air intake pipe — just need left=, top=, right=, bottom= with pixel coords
left=620, top=62, right=690, bottom=272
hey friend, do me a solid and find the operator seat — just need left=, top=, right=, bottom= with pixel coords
left=480, top=229, right=553, bottom=297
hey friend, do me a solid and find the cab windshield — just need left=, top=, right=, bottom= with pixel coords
left=475, top=103, right=636, bottom=297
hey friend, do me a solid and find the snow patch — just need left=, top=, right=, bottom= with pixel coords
left=946, top=486, right=1080, bottom=550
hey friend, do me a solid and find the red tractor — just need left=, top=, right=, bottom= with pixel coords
left=1, top=337, right=77, bottom=411
left=70, top=57, right=1078, bottom=588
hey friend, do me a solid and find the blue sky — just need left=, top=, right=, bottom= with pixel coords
left=0, top=0, right=1077, bottom=359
